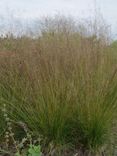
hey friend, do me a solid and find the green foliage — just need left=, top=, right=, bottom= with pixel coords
left=15, top=145, right=42, bottom=156
left=14, top=145, right=42, bottom=156
left=28, top=145, right=42, bottom=156
left=15, top=152, right=21, bottom=156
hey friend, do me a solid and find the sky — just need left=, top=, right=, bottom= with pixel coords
left=0, top=0, right=117, bottom=37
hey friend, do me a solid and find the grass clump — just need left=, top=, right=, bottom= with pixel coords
left=0, top=16, right=117, bottom=155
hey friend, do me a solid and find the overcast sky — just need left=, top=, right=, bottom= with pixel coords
left=0, top=0, right=117, bottom=37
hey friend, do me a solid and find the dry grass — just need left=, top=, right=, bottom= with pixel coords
left=0, top=17, right=117, bottom=155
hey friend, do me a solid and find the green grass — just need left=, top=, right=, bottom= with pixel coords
left=0, top=17, right=117, bottom=155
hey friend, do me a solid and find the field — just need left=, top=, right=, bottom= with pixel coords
left=0, top=17, right=117, bottom=156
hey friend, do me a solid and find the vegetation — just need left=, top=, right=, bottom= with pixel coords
left=0, top=17, right=117, bottom=155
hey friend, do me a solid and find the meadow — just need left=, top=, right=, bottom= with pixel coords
left=0, top=17, right=117, bottom=156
